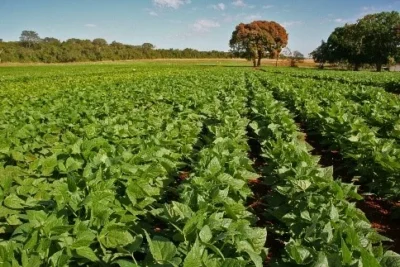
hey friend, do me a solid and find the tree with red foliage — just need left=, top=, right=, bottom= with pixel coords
left=229, top=20, right=288, bottom=67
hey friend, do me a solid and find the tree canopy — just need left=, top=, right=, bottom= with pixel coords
left=19, top=30, right=41, bottom=48
left=310, top=11, right=400, bottom=71
left=0, top=31, right=231, bottom=63
left=229, top=20, right=288, bottom=67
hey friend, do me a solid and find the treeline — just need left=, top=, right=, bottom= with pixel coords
left=310, top=11, right=400, bottom=71
left=0, top=31, right=231, bottom=63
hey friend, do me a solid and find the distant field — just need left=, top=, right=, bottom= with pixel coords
left=1, top=63, right=400, bottom=266
left=0, top=57, right=317, bottom=67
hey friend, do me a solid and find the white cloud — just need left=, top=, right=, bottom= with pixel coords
left=149, top=11, right=158, bottom=16
left=328, top=4, right=396, bottom=26
left=361, top=6, right=376, bottom=12
left=244, top=14, right=262, bottom=21
left=262, top=5, right=273, bottom=9
left=281, top=21, right=303, bottom=27
left=232, top=0, right=246, bottom=7
left=212, top=3, right=226, bottom=11
left=358, top=5, right=392, bottom=17
left=191, top=19, right=220, bottom=32
left=85, top=24, right=96, bottom=28
left=153, top=0, right=190, bottom=9
left=358, top=5, right=397, bottom=18
left=222, top=12, right=261, bottom=23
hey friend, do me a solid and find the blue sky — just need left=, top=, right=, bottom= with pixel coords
left=0, top=0, right=399, bottom=55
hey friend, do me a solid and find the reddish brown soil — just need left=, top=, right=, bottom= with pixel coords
left=178, top=170, right=190, bottom=181
left=247, top=173, right=285, bottom=267
left=295, top=121, right=400, bottom=253
left=357, top=196, right=400, bottom=253
left=246, top=117, right=400, bottom=264
left=247, top=131, right=285, bottom=266
left=295, top=122, right=355, bottom=182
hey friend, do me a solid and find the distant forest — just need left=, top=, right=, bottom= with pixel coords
left=0, top=31, right=231, bottom=63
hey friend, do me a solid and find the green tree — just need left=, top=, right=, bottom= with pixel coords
left=327, top=24, right=367, bottom=71
left=0, top=33, right=230, bottom=63
left=142, top=43, right=155, bottom=50
left=43, top=37, right=61, bottom=45
left=358, top=11, right=400, bottom=71
left=65, top=38, right=82, bottom=44
left=19, top=30, right=41, bottom=48
left=310, top=40, right=330, bottom=68
left=92, top=38, right=108, bottom=46
left=311, top=11, right=400, bottom=71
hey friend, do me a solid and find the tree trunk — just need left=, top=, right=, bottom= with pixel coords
left=257, top=50, right=262, bottom=67
left=252, top=58, right=257, bottom=67
left=376, top=63, right=382, bottom=72
left=353, top=63, right=361, bottom=71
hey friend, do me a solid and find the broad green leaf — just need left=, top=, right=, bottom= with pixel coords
left=67, top=174, right=77, bottom=192
left=329, top=205, right=339, bottom=221
left=292, top=180, right=312, bottom=191
left=246, top=250, right=263, bottom=267
left=183, top=239, right=204, bottom=267
left=348, top=135, right=359, bottom=142
left=221, top=259, right=247, bottom=267
left=84, top=124, right=97, bottom=139
left=24, top=230, right=39, bottom=250
left=6, top=214, right=22, bottom=226
left=99, top=228, right=134, bottom=248
left=208, top=157, right=221, bottom=175
left=4, top=194, right=24, bottom=209
left=183, top=212, right=205, bottom=238
left=144, top=231, right=177, bottom=263
left=360, top=248, right=380, bottom=267
left=66, top=157, right=82, bottom=172
left=380, top=251, right=400, bottom=267
left=286, top=243, right=311, bottom=264
left=114, top=259, right=139, bottom=267
left=21, top=251, right=41, bottom=267
left=341, top=238, right=352, bottom=264
left=11, top=151, right=24, bottom=162
left=199, top=225, right=212, bottom=243
left=41, top=155, right=58, bottom=176
left=26, top=210, right=47, bottom=226
left=76, top=247, right=99, bottom=262
left=313, top=252, right=329, bottom=267
left=71, top=231, right=96, bottom=248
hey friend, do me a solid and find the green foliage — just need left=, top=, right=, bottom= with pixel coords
left=258, top=71, right=400, bottom=200
left=0, top=31, right=231, bottom=63
left=19, top=30, right=41, bottom=48
left=248, top=73, right=399, bottom=266
left=0, top=63, right=399, bottom=266
left=0, top=66, right=267, bottom=266
left=311, top=11, right=400, bottom=71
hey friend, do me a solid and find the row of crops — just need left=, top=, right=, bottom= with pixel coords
left=0, top=64, right=399, bottom=266
left=262, top=68, right=400, bottom=93
left=255, top=72, right=400, bottom=200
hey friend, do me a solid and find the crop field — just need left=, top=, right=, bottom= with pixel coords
left=1, top=63, right=400, bottom=266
